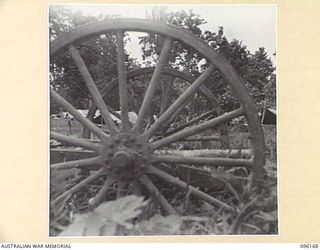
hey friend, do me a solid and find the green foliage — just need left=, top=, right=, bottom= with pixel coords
left=49, top=6, right=138, bottom=112
left=49, top=6, right=276, bottom=113
left=50, top=7, right=277, bottom=236
left=135, top=214, right=184, bottom=235
left=140, top=9, right=206, bottom=72
left=140, top=8, right=276, bottom=112
left=59, top=195, right=148, bottom=236
left=57, top=186, right=277, bottom=235
left=51, top=133, right=277, bottom=236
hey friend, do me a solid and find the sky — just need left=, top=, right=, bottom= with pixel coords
left=54, top=4, right=276, bottom=63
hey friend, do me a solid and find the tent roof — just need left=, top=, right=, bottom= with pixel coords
left=267, top=108, right=276, bottom=115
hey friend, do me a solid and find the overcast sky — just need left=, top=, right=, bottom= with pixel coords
left=55, top=4, right=276, bottom=63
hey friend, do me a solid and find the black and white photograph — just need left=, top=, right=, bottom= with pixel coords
left=49, top=4, right=277, bottom=236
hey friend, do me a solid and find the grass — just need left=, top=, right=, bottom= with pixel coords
left=50, top=118, right=278, bottom=235
left=50, top=118, right=84, bottom=137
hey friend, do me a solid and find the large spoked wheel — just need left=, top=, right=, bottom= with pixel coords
left=50, top=18, right=265, bottom=217
left=83, top=67, right=230, bottom=146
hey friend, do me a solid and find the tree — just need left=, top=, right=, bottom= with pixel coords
left=140, top=9, right=206, bottom=74
left=139, top=8, right=276, bottom=113
left=49, top=6, right=138, bottom=112
left=50, top=6, right=276, bottom=116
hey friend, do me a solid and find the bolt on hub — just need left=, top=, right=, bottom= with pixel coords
left=103, top=133, right=150, bottom=180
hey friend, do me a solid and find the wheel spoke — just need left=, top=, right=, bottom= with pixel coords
left=179, top=134, right=249, bottom=142
left=50, top=89, right=109, bottom=142
left=151, top=154, right=253, bottom=168
left=88, top=176, right=115, bottom=209
left=139, top=175, right=177, bottom=215
left=198, top=83, right=231, bottom=148
left=155, top=149, right=252, bottom=158
left=116, top=31, right=130, bottom=131
left=51, top=156, right=103, bottom=170
left=159, top=75, right=174, bottom=115
left=147, top=166, right=233, bottom=211
left=50, top=148, right=97, bottom=161
left=51, top=168, right=106, bottom=207
left=158, top=103, right=185, bottom=134
left=150, top=107, right=244, bottom=149
left=68, top=44, right=118, bottom=135
left=198, top=85, right=219, bottom=107
left=156, top=164, right=243, bottom=202
left=144, top=65, right=215, bottom=139
left=51, top=132, right=101, bottom=152
left=133, top=37, right=173, bottom=133
left=85, top=77, right=119, bottom=125
left=165, top=110, right=216, bottom=136
left=117, top=180, right=127, bottom=198
left=177, top=135, right=220, bottom=142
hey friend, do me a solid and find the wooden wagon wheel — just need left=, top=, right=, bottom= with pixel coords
left=50, top=18, right=265, bottom=215
left=82, top=66, right=230, bottom=146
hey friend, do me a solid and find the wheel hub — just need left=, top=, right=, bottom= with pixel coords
left=103, top=133, right=150, bottom=180
left=112, top=151, right=134, bottom=168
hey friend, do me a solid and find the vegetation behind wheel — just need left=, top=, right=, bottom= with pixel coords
left=49, top=18, right=270, bottom=235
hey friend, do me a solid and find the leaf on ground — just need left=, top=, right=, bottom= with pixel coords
left=58, top=195, right=148, bottom=236
left=96, top=195, right=149, bottom=230
left=83, top=212, right=106, bottom=236
left=59, top=213, right=88, bottom=236
left=138, top=214, right=183, bottom=235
